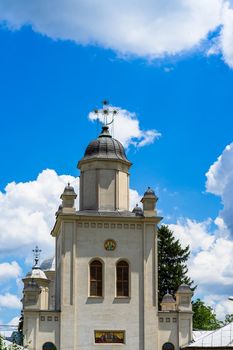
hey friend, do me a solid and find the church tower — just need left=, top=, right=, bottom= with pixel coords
left=51, top=113, right=162, bottom=349
left=78, top=125, right=131, bottom=212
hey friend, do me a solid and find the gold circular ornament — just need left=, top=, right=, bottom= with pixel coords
left=104, top=239, right=117, bottom=251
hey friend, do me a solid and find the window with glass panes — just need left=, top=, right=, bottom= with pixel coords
left=90, top=260, right=103, bottom=297
left=116, top=261, right=129, bottom=297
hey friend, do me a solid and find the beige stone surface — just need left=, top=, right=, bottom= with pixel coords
left=78, top=159, right=130, bottom=211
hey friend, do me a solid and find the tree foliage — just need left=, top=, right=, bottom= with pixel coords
left=0, top=336, right=7, bottom=350
left=0, top=336, right=24, bottom=350
left=192, top=299, right=221, bottom=330
left=158, top=225, right=194, bottom=305
left=223, top=314, right=233, bottom=325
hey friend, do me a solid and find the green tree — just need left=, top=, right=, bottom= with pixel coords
left=158, top=225, right=194, bottom=305
left=223, top=314, right=233, bottom=325
left=0, top=336, right=7, bottom=350
left=157, top=225, right=224, bottom=330
left=0, top=335, right=24, bottom=350
left=192, top=299, right=221, bottom=330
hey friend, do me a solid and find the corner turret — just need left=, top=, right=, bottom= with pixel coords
left=161, top=292, right=176, bottom=311
left=175, top=284, right=193, bottom=312
left=60, top=183, right=77, bottom=213
left=141, top=187, right=158, bottom=216
left=22, top=247, right=49, bottom=311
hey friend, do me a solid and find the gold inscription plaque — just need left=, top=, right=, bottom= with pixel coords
left=95, top=330, right=125, bottom=343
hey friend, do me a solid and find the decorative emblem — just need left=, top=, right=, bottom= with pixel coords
left=104, top=239, right=117, bottom=251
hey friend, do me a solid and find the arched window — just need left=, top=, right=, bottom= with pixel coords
left=162, top=342, right=175, bottom=350
left=90, top=260, right=103, bottom=297
left=116, top=260, right=129, bottom=297
left=42, top=342, right=57, bottom=350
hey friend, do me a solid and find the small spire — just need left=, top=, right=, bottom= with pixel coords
left=32, top=245, right=41, bottom=269
left=99, top=125, right=111, bottom=138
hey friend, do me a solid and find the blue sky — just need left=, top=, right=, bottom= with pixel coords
left=0, top=26, right=231, bottom=218
left=1, top=0, right=233, bottom=330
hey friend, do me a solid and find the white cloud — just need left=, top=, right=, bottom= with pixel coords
left=170, top=218, right=215, bottom=252
left=190, top=237, right=233, bottom=287
left=169, top=218, right=233, bottom=319
left=0, top=0, right=221, bottom=57
left=220, top=2, right=233, bottom=67
left=89, top=106, right=161, bottom=148
left=129, top=189, right=142, bottom=210
left=8, top=316, right=20, bottom=326
left=0, top=293, right=21, bottom=309
left=0, top=169, right=78, bottom=258
left=2, top=0, right=233, bottom=66
left=203, top=294, right=233, bottom=319
left=167, top=142, right=233, bottom=319
left=206, top=143, right=233, bottom=235
left=168, top=218, right=233, bottom=289
left=0, top=262, right=21, bottom=282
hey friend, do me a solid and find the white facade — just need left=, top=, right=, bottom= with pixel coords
left=22, top=125, right=193, bottom=350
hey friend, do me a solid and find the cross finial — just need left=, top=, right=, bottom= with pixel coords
left=32, top=245, right=41, bottom=269
left=93, top=100, right=118, bottom=127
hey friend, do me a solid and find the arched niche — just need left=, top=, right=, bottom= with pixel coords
left=162, top=342, right=175, bottom=350
left=42, top=342, right=57, bottom=350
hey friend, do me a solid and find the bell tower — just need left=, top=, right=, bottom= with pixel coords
left=77, top=103, right=131, bottom=212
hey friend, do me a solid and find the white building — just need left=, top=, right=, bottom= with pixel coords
left=22, top=124, right=193, bottom=350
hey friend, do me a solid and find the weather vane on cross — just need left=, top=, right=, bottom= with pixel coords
left=93, top=100, right=118, bottom=127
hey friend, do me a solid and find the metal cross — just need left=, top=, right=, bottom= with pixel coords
left=93, top=100, right=118, bottom=126
left=32, top=245, right=42, bottom=267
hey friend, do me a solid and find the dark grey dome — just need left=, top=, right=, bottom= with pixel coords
left=63, top=183, right=76, bottom=195
left=64, top=183, right=74, bottom=192
left=132, top=204, right=143, bottom=216
left=81, top=126, right=130, bottom=164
